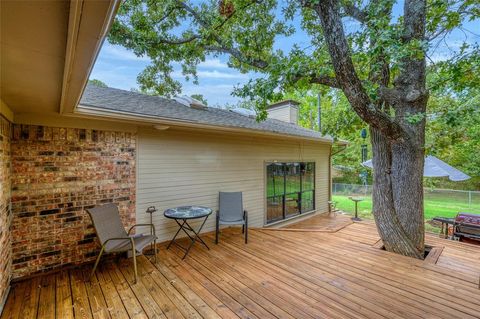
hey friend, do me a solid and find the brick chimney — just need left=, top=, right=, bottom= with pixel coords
left=266, top=100, right=300, bottom=125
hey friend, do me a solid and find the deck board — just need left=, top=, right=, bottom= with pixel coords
left=2, top=218, right=480, bottom=319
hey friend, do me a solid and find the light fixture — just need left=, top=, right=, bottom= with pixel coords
left=153, top=125, right=170, bottom=130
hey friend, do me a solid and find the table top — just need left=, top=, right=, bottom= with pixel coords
left=164, top=206, right=212, bottom=220
left=432, top=217, right=455, bottom=224
left=348, top=196, right=364, bottom=202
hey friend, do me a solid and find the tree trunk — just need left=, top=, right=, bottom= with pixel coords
left=371, top=127, right=425, bottom=258
left=312, top=0, right=428, bottom=259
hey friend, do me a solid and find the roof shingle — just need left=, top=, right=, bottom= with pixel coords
left=80, top=84, right=333, bottom=142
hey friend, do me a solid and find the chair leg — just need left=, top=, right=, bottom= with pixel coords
left=154, top=239, right=157, bottom=264
left=90, top=246, right=105, bottom=281
left=215, top=215, right=219, bottom=244
left=130, top=239, right=138, bottom=284
left=242, top=224, right=245, bottom=234
left=132, top=249, right=138, bottom=284
left=245, top=218, right=248, bottom=244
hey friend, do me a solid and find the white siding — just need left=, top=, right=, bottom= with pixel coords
left=267, top=106, right=292, bottom=123
left=267, top=105, right=299, bottom=124
left=290, top=106, right=299, bottom=125
left=136, top=128, right=331, bottom=242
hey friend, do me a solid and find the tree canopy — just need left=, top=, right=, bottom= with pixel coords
left=108, top=0, right=478, bottom=187
left=88, top=79, right=108, bottom=88
left=108, top=0, right=479, bottom=258
left=109, top=0, right=478, bottom=113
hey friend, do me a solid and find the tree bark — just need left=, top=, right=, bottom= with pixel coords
left=312, top=0, right=428, bottom=258
left=370, top=128, right=425, bottom=258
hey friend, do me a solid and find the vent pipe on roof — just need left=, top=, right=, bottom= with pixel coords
left=173, top=96, right=207, bottom=110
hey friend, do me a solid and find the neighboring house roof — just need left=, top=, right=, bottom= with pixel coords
left=79, top=84, right=334, bottom=142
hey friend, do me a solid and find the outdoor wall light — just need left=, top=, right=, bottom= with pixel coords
left=153, top=125, right=170, bottom=130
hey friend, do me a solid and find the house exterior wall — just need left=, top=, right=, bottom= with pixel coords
left=9, top=124, right=136, bottom=278
left=0, top=116, right=12, bottom=310
left=136, top=128, right=331, bottom=243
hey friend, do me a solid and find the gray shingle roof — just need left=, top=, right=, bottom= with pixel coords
left=80, top=84, right=333, bottom=142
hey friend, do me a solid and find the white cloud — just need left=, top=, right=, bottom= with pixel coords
left=102, top=43, right=151, bottom=62
left=181, top=83, right=239, bottom=105
left=197, top=70, right=247, bottom=79
left=198, top=58, right=229, bottom=69
left=90, top=66, right=139, bottom=90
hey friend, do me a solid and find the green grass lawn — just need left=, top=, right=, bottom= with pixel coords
left=332, top=194, right=480, bottom=233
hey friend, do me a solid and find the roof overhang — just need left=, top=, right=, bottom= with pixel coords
left=0, top=0, right=120, bottom=119
left=76, top=104, right=335, bottom=144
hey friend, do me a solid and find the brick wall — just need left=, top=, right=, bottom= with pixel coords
left=0, top=116, right=12, bottom=308
left=10, top=125, right=136, bottom=278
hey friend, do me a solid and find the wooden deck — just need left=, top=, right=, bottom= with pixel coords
left=2, top=218, right=480, bottom=319
left=280, top=212, right=353, bottom=231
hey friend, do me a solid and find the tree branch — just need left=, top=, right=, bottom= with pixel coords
left=310, top=75, right=340, bottom=88
left=311, top=0, right=406, bottom=141
left=204, top=46, right=268, bottom=69
left=341, top=3, right=367, bottom=23
left=176, top=0, right=269, bottom=70
left=153, top=34, right=200, bottom=45
left=395, top=0, right=428, bottom=113
left=426, top=26, right=448, bottom=41
left=290, top=72, right=340, bottom=88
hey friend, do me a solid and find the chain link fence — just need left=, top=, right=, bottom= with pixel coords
left=332, top=183, right=480, bottom=221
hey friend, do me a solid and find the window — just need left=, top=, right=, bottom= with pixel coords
left=266, top=162, right=315, bottom=224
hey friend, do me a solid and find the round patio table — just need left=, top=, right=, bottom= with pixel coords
left=164, top=206, right=212, bottom=259
left=348, top=197, right=364, bottom=221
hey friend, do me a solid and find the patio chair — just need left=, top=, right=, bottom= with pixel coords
left=86, top=203, right=157, bottom=284
left=216, top=192, right=248, bottom=244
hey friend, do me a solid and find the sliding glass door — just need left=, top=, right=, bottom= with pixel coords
left=266, top=162, right=315, bottom=224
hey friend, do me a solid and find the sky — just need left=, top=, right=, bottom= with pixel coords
left=89, top=1, right=479, bottom=107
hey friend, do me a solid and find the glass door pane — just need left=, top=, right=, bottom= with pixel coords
left=285, top=163, right=300, bottom=217
left=267, top=196, right=283, bottom=223
left=300, top=190, right=314, bottom=213
left=302, top=162, right=315, bottom=191
left=266, top=162, right=315, bottom=224
left=266, top=163, right=285, bottom=223
left=285, top=193, right=300, bottom=217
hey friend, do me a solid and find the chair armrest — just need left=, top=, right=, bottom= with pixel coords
left=102, top=237, right=136, bottom=252
left=102, top=237, right=134, bottom=245
left=128, top=223, right=156, bottom=236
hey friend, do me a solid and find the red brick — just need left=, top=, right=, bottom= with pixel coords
left=10, top=124, right=136, bottom=279
left=0, top=116, right=12, bottom=306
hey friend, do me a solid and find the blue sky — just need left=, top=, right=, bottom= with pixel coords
left=89, top=2, right=479, bottom=107
left=90, top=45, right=246, bottom=106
